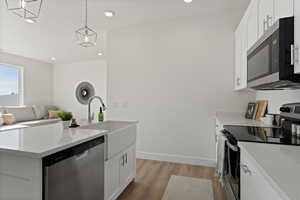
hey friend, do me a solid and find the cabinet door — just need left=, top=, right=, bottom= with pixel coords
left=258, top=0, right=274, bottom=38
left=235, top=15, right=248, bottom=90
left=295, top=0, right=300, bottom=73
left=235, top=25, right=242, bottom=90
left=241, top=150, right=282, bottom=200
left=246, top=0, right=258, bottom=50
left=120, top=145, right=136, bottom=187
left=274, top=0, right=294, bottom=21
left=105, top=155, right=120, bottom=200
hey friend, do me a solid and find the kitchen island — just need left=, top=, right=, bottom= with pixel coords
left=0, top=121, right=137, bottom=200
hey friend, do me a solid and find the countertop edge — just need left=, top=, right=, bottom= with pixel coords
left=0, top=130, right=108, bottom=159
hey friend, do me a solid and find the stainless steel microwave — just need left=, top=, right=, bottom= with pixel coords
left=247, top=17, right=300, bottom=90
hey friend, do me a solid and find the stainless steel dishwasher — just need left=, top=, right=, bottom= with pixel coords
left=43, top=136, right=105, bottom=200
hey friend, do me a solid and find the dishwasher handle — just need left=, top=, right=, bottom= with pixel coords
left=75, top=150, right=89, bottom=160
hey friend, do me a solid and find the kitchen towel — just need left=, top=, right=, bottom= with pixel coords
left=216, top=132, right=227, bottom=185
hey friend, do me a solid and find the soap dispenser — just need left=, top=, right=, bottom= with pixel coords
left=98, top=107, right=104, bottom=122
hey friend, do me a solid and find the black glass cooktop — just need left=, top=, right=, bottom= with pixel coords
left=223, top=125, right=300, bottom=146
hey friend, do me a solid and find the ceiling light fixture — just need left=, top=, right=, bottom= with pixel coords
left=51, top=57, right=56, bottom=61
left=5, top=0, right=43, bottom=22
left=75, top=0, right=97, bottom=47
left=184, top=0, right=193, bottom=3
left=104, top=10, right=115, bottom=18
left=97, top=52, right=103, bottom=56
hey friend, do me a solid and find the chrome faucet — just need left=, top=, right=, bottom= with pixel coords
left=88, top=96, right=106, bottom=122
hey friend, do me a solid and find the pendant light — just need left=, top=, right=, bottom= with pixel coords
left=75, top=0, right=97, bottom=47
left=5, top=0, right=43, bottom=22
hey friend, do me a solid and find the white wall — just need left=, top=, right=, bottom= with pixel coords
left=256, top=90, right=300, bottom=114
left=53, top=59, right=107, bottom=120
left=107, top=16, right=255, bottom=166
left=0, top=52, right=53, bottom=106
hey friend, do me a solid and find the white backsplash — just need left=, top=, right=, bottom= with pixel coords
left=256, top=90, right=300, bottom=114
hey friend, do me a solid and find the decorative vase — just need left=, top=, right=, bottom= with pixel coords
left=62, top=120, right=70, bottom=129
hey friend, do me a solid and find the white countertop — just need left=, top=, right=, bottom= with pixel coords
left=0, top=122, right=107, bottom=158
left=239, top=142, right=300, bottom=200
left=216, top=111, right=277, bottom=127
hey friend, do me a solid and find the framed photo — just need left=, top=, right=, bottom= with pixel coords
left=245, top=102, right=258, bottom=119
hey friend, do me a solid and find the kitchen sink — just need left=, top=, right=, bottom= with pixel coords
left=80, top=120, right=136, bottom=133
left=80, top=120, right=137, bottom=159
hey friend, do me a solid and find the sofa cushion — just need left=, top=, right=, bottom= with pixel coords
left=33, top=105, right=59, bottom=119
left=48, top=110, right=63, bottom=119
left=5, top=106, right=36, bottom=122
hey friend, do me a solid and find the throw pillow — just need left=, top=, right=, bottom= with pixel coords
left=48, top=110, right=63, bottom=119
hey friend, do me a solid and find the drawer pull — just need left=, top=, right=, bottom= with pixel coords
left=241, top=164, right=252, bottom=175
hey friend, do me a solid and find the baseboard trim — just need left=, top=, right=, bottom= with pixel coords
left=136, top=151, right=216, bottom=167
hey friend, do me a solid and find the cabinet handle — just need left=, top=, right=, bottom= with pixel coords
left=241, top=164, right=252, bottom=175
left=294, top=45, right=299, bottom=65
left=125, top=153, right=128, bottom=164
left=291, top=45, right=295, bottom=65
left=266, top=15, right=273, bottom=28
left=237, top=78, right=241, bottom=86
left=263, top=19, right=267, bottom=33
left=121, top=155, right=125, bottom=166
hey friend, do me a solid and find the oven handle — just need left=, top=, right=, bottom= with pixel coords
left=226, top=141, right=239, bottom=152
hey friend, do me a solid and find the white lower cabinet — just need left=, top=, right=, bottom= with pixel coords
left=240, top=149, right=282, bottom=200
left=105, top=144, right=136, bottom=200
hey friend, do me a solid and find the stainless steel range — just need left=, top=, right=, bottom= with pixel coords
left=222, top=103, right=300, bottom=200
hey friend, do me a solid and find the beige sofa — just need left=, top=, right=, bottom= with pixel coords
left=0, top=105, right=61, bottom=131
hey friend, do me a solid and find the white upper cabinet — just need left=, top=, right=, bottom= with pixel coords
left=274, top=0, right=294, bottom=20
left=234, top=0, right=295, bottom=89
left=246, top=0, right=259, bottom=50
left=258, top=0, right=274, bottom=38
left=295, top=0, right=300, bottom=73
left=235, top=16, right=248, bottom=90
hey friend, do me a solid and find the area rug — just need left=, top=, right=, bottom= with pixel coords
left=161, top=175, right=214, bottom=200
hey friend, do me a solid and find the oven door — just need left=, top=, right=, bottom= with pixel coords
left=224, top=140, right=240, bottom=200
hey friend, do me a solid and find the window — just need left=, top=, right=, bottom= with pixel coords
left=0, top=64, right=23, bottom=106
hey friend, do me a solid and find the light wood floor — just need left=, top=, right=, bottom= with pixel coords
left=117, top=159, right=226, bottom=200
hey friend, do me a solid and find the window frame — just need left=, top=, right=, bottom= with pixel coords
left=0, top=63, right=24, bottom=106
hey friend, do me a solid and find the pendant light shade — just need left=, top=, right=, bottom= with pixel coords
left=75, top=0, right=97, bottom=47
left=5, top=0, right=43, bottom=21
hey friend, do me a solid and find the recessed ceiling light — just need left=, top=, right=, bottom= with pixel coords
left=51, top=57, right=56, bottom=61
left=25, top=19, right=35, bottom=24
left=97, top=52, right=103, bottom=56
left=184, top=0, right=193, bottom=3
left=104, top=10, right=115, bottom=18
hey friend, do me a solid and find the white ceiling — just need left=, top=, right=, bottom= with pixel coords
left=0, top=0, right=250, bottom=64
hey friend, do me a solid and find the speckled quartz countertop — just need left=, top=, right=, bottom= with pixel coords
left=0, top=122, right=107, bottom=158
left=216, top=111, right=278, bottom=128
left=239, top=142, right=300, bottom=200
